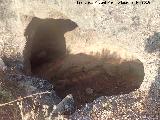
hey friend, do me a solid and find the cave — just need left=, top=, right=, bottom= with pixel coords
left=53, top=53, right=144, bottom=108
left=23, top=17, right=78, bottom=75
left=23, top=17, right=145, bottom=109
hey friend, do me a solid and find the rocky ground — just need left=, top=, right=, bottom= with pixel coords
left=0, top=0, right=160, bottom=120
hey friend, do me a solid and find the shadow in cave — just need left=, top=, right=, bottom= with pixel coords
left=53, top=52, right=144, bottom=108
left=31, top=49, right=144, bottom=108
left=23, top=17, right=145, bottom=109
left=23, top=17, right=78, bottom=75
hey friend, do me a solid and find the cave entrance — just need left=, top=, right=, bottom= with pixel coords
left=53, top=53, right=144, bottom=108
left=26, top=50, right=144, bottom=109
left=23, top=17, right=78, bottom=75
left=23, top=17, right=144, bottom=109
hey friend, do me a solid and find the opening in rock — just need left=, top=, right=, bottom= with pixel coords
left=53, top=52, right=144, bottom=108
left=23, top=17, right=144, bottom=109
left=23, top=17, right=78, bottom=75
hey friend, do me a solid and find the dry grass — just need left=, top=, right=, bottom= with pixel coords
left=0, top=90, right=67, bottom=120
left=0, top=70, right=67, bottom=120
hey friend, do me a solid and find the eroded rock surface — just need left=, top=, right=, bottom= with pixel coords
left=0, top=0, right=159, bottom=119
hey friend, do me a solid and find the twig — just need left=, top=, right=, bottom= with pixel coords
left=0, top=91, right=51, bottom=107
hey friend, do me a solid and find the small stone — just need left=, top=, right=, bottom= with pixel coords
left=0, top=58, right=6, bottom=70
left=51, top=94, right=75, bottom=114
left=86, top=88, right=94, bottom=95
